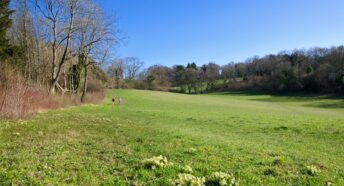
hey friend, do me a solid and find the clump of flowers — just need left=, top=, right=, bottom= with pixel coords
left=141, top=155, right=172, bottom=169
left=205, top=171, right=239, bottom=186
left=305, top=165, right=320, bottom=175
left=172, top=173, right=205, bottom=186
left=181, top=165, right=193, bottom=173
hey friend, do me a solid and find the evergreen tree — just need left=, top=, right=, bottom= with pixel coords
left=0, top=0, right=14, bottom=60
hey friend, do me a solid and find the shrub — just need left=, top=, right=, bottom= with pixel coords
left=87, top=79, right=104, bottom=93
left=133, top=80, right=148, bottom=90
left=172, top=173, right=205, bottom=186
left=0, top=64, right=33, bottom=118
left=84, top=91, right=105, bottom=104
left=0, top=63, right=105, bottom=118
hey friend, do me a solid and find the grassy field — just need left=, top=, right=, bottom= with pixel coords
left=0, top=90, right=343, bottom=185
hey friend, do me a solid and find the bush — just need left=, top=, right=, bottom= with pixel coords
left=0, top=63, right=105, bottom=118
left=87, top=79, right=104, bottom=93
left=83, top=91, right=105, bottom=104
left=133, top=80, right=148, bottom=90
left=0, top=63, right=33, bottom=118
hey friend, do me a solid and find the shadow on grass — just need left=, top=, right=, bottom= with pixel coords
left=215, top=91, right=344, bottom=109
left=304, top=101, right=344, bottom=109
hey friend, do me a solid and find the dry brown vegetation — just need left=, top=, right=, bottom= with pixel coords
left=0, top=63, right=104, bottom=118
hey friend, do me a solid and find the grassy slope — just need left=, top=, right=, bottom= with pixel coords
left=0, top=89, right=343, bottom=185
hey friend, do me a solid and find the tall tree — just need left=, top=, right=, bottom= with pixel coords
left=0, top=0, right=14, bottom=60
left=74, top=0, right=114, bottom=102
left=34, top=0, right=78, bottom=94
left=13, top=0, right=35, bottom=82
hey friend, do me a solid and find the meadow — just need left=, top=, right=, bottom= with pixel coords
left=0, top=89, right=343, bottom=185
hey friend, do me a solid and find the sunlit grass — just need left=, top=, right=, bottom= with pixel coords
left=0, top=89, right=343, bottom=185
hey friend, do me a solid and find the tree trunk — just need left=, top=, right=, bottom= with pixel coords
left=49, top=77, right=58, bottom=94
left=81, top=63, right=88, bottom=102
left=50, top=20, right=57, bottom=94
left=49, top=5, right=75, bottom=95
left=187, top=84, right=192, bottom=94
left=70, top=66, right=74, bottom=94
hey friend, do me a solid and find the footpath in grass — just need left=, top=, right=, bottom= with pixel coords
left=0, top=89, right=343, bottom=185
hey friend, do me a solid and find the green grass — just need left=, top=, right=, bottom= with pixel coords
left=1, top=89, right=343, bottom=185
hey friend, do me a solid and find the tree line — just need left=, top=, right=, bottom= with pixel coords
left=107, top=47, right=344, bottom=94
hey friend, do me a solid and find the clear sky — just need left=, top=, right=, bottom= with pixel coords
left=97, top=0, right=344, bottom=67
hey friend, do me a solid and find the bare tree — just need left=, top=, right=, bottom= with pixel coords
left=74, top=0, right=115, bottom=102
left=107, top=58, right=124, bottom=89
left=34, top=0, right=78, bottom=94
left=124, top=57, right=144, bottom=80
left=221, top=62, right=236, bottom=83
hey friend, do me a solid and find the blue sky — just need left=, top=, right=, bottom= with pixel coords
left=97, top=0, right=344, bottom=67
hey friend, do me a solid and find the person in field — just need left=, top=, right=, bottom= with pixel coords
left=112, top=97, right=115, bottom=105
left=118, top=96, right=122, bottom=105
